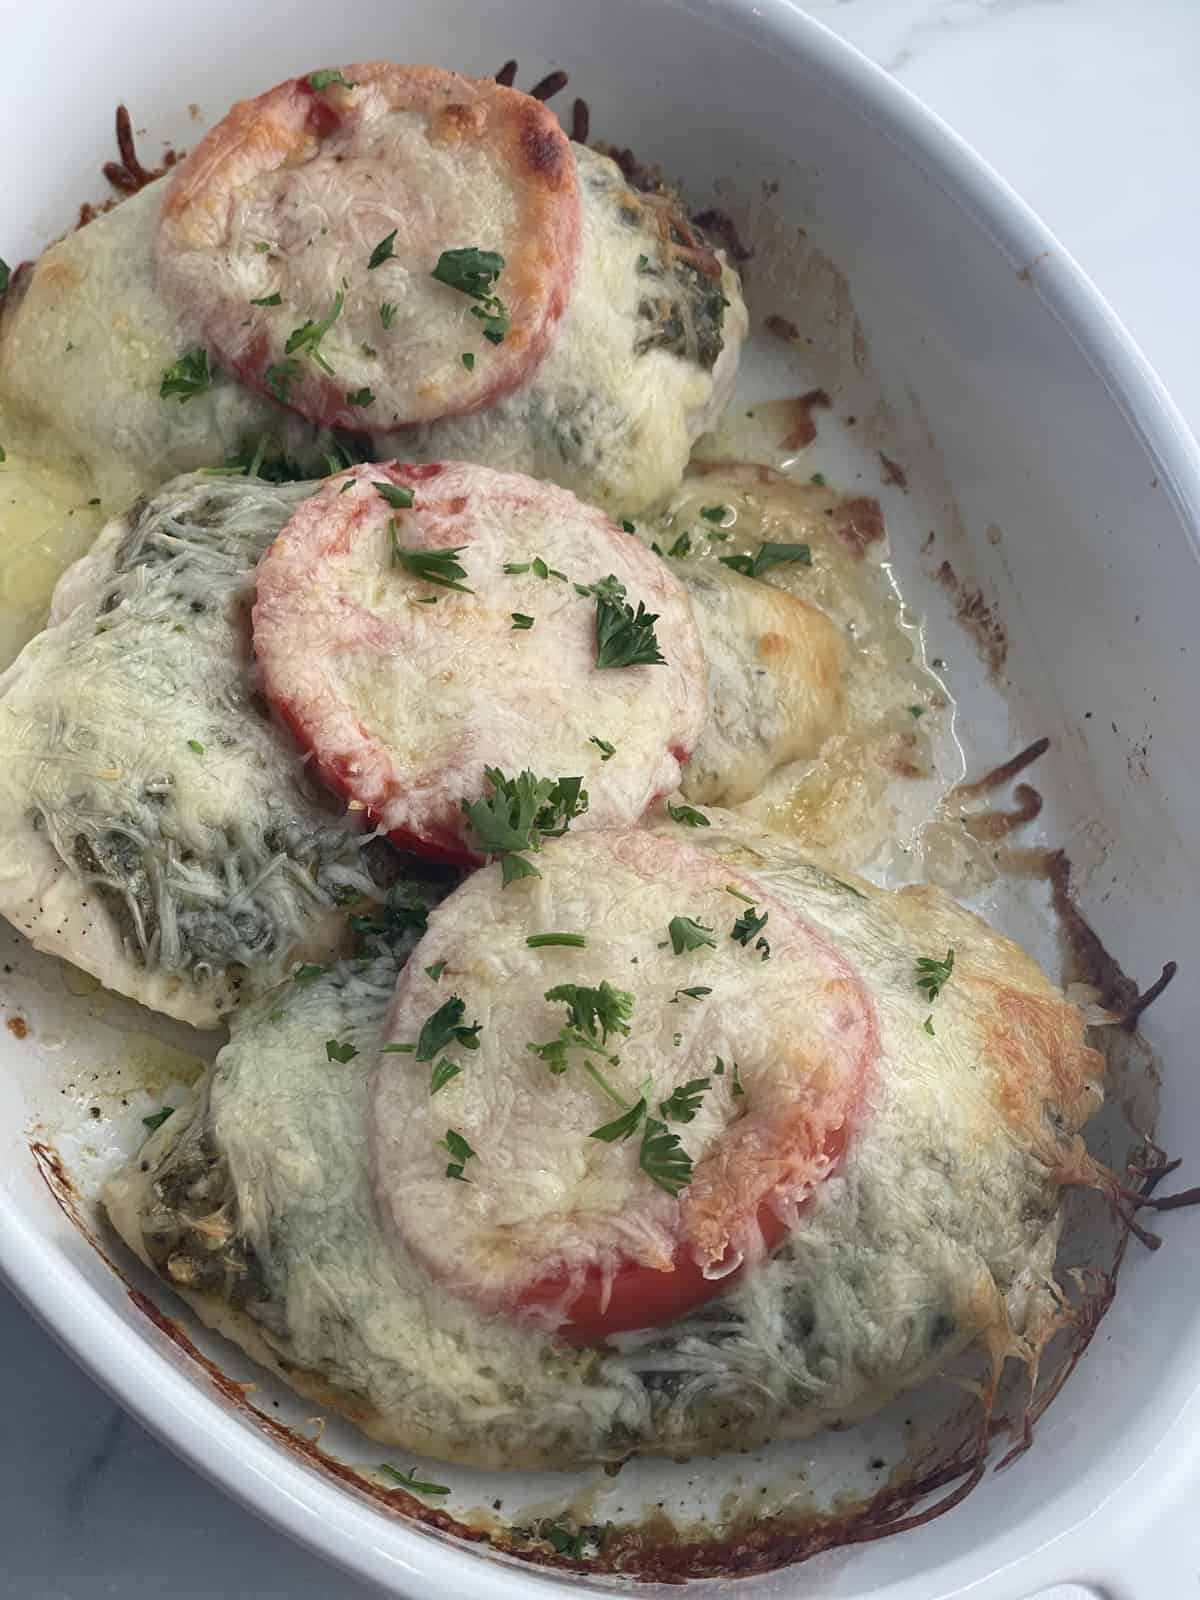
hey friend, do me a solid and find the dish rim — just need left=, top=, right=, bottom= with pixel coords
left=3, top=1, right=1200, bottom=1595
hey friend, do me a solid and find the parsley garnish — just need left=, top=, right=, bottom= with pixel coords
left=719, top=542, right=812, bottom=579
left=594, top=581, right=666, bottom=669
left=731, top=907, right=768, bottom=946
left=668, top=916, right=716, bottom=954
left=439, top=1127, right=475, bottom=1180
left=368, top=230, right=398, bottom=270
left=923, top=1015, right=936, bottom=1036
left=325, top=1038, right=358, bottom=1063
left=916, top=948, right=955, bottom=1001
left=348, top=888, right=428, bottom=946
left=511, top=612, right=534, bottom=630
left=667, top=801, right=709, bottom=828
left=620, top=519, right=636, bottom=533
left=379, top=302, right=397, bottom=328
left=430, top=1058, right=462, bottom=1095
left=252, top=241, right=272, bottom=254
left=667, top=531, right=692, bottom=559
left=0, top=259, right=9, bottom=296
left=639, top=1117, right=693, bottom=1194
left=0, top=447, right=5, bottom=464
left=380, top=1464, right=450, bottom=1496
left=265, top=358, right=301, bottom=402
left=731, top=1061, right=745, bottom=1098
left=293, top=963, right=326, bottom=985
left=590, top=1096, right=646, bottom=1143
left=308, top=69, right=357, bottom=91
left=526, top=932, right=587, bottom=949
left=416, top=996, right=482, bottom=1061
left=425, top=960, right=447, bottom=982
left=390, top=531, right=472, bottom=592
left=462, top=768, right=588, bottom=883
left=829, top=875, right=867, bottom=900
left=545, top=982, right=633, bottom=1043
left=159, top=349, right=212, bottom=402
left=810, top=472, right=826, bottom=486
left=544, top=1523, right=588, bottom=1560
left=431, top=247, right=509, bottom=343
left=346, top=386, right=374, bottom=406
left=374, top=480, right=415, bottom=510
left=670, top=986, right=712, bottom=1003
left=250, top=292, right=282, bottom=306
left=186, top=738, right=204, bottom=755
left=141, top=1106, right=174, bottom=1132
left=590, top=736, right=616, bottom=760
left=660, top=1077, right=710, bottom=1123
left=285, top=290, right=344, bottom=374
left=700, top=504, right=729, bottom=524
left=725, top=885, right=755, bottom=904
left=461, top=352, right=475, bottom=370
left=909, top=705, right=925, bottom=718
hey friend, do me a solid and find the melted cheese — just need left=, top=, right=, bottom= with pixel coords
left=103, top=812, right=1101, bottom=1469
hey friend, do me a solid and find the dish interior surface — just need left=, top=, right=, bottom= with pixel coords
left=1, top=1, right=1198, bottom=1595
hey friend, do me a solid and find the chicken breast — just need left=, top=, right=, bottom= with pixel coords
left=104, top=813, right=1105, bottom=1470
left=0, top=75, right=745, bottom=514
left=0, top=473, right=405, bottom=1024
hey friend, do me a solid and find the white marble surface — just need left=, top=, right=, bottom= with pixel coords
left=3, top=5, right=1198, bottom=1595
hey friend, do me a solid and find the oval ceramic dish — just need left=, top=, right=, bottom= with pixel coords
left=1, top=2, right=1198, bottom=1596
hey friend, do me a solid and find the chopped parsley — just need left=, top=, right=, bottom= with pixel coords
left=590, top=736, right=616, bottom=760
left=250, top=291, right=282, bottom=306
left=292, top=962, right=326, bottom=985
left=671, top=986, right=712, bottom=1002
left=0, top=446, right=5, bottom=464
left=667, top=801, right=709, bottom=828
left=916, top=948, right=955, bottom=1002
left=639, top=1117, right=693, bottom=1194
left=186, top=738, right=204, bottom=755
left=923, top=1015, right=936, bottom=1036
left=667, top=530, right=692, bottom=559
left=416, top=995, right=482, bottom=1061
left=462, top=768, right=588, bottom=884
left=253, top=241, right=272, bottom=254
left=668, top=916, right=716, bottom=955
left=425, top=960, right=447, bottom=982
left=731, top=907, right=768, bottom=947
left=368, top=230, right=398, bottom=270
left=431, top=247, right=509, bottom=343
left=379, top=1464, right=450, bottom=1496
left=594, top=580, right=666, bottom=669
left=461, top=352, right=475, bottom=370
left=265, top=358, right=301, bottom=402
left=731, top=1061, right=745, bottom=1098
left=810, top=472, right=826, bottom=486
left=908, top=705, right=925, bottom=719
left=141, top=1106, right=174, bottom=1133
left=719, top=542, right=812, bottom=580
left=700, top=504, right=730, bottom=524
left=620, top=519, right=636, bottom=533
left=374, top=480, right=415, bottom=510
left=325, top=1038, right=358, bottom=1063
left=544, top=1523, right=589, bottom=1560
left=379, top=301, right=397, bottom=328
left=390, top=530, right=472, bottom=593
left=590, top=1096, right=646, bottom=1143
left=345, top=386, right=374, bottom=406
left=545, top=981, right=633, bottom=1043
left=159, top=348, right=212, bottom=402
left=510, top=612, right=535, bottom=630
left=439, top=1127, right=476, bottom=1180
left=659, top=1077, right=710, bottom=1123
left=430, top=1058, right=462, bottom=1095
left=0, top=258, right=9, bottom=296
left=308, top=69, right=357, bottom=91
left=348, top=888, right=429, bottom=946
left=285, top=289, right=344, bottom=374
left=526, top=932, right=587, bottom=949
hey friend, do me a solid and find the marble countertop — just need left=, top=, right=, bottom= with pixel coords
left=4, top=4, right=1198, bottom=1596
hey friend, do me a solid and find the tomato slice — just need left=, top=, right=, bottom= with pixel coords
left=523, top=1125, right=847, bottom=1345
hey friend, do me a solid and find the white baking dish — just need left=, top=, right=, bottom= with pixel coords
left=1, top=0, right=1198, bottom=1595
